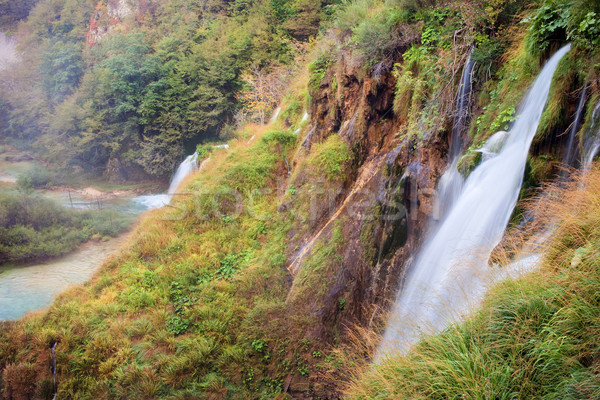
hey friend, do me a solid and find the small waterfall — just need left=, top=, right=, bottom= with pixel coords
left=434, top=51, right=475, bottom=219
left=134, top=153, right=198, bottom=209
left=376, top=45, right=571, bottom=359
left=167, top=153, right=198, bottom=194
left=301, top=111, right=309, bottom=124
left=583, top=101, right=600, bottom=172
left=563, top=85, right=587, bottom=167
left=584, top=139, right=600, bottom=171
left=450, top=50, right=476, bottom=157
left=269, top=107, right=281, bottom=124
left=0, top=32, right=18, bottom=71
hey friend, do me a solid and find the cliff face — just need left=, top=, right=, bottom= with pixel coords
left=286, top=50, right=449, bottom=347
left=87, top=0, right=147, bottom=46
left=282, top=43, right=588, bottom=397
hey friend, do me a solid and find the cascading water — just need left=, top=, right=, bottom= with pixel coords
left=583, top=101, right=600, bottom=172
left=563, top=85, right=587, bottom=168
left=434, top=51, right=475, bottom=220
left=301, top=111, right=309, bottom=124
left=270, top=107, right=281, bottom=124
left=376, top=44, right=571, bottom=360
left=584, top=137, right=600, bottom=172
left=450, top=50, right=476, bottom=156
left=134, top=153, right=199, bottom=209
left=0, top=32, right=18, bottom=70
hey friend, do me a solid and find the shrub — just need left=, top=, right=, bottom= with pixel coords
left=525, top=1, right=569, bottom=55
left=308, top=54, right=331, bottom=92
left=16, top=167, right=54, bottom=190
left=0, top=193, right=132, bottom=264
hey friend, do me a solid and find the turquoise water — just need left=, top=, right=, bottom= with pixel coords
left=0, top=237, right=123, bottom=320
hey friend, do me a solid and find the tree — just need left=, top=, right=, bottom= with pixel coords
left=236, top=65, right=287, bottom=124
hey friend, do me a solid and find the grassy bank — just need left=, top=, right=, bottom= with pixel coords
left=0, top=116, right=353, bottom=398
left=0, top=193, right=134, bottom=265
left=346, top=168, right=600, bottom=399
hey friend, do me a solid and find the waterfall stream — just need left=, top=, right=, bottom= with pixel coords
left=583, top=101, right=600, bottom=173
left=0, top=32, right=18, bottom=70
left=376, top=45, right=571, bottom=359
left=563, top=85, right=587, bottom=168
left=0, top=154, right=202, bottom=320
left=134, top=153, right=199, bottom=209
left=434, top=51, right=475, bottom=220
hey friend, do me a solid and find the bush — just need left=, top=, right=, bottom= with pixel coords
left=0, top=193, right=132, bottom=264
left=525, top=1, right=569, bottom=55
left=526, top=0, right=600, bottom=53
left=308, top=54, right=331, bottom=92
left=16, top=167, right=54, bottom=190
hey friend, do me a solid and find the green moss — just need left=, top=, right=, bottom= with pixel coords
left=360, top=205, right=381, bottom=265
left=280, top=97, right=303, bottom=122
left=295, top=222, right=344, bottom=300
left=308, top=54, right=331, bottom=92
left=536, top=51, right=579, bottom=142
left=309, top=134, right=352, bottom=182
left=456, top=148, right=482, bottom=177
left=473, top=39, right=540, bottom=144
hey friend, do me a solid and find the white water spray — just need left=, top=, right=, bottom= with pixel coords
left=377, top=45, right=571, bottom=359
left=583, top=101, right=600, bottom=173
left=134, top=153, right=198, bottom=209
left=434, top=51, right=475, bottom=220
left=301, top=111, right=309, bottom=124
left=0, top=32, right=18, bottom=71
left=563, top=85, right=587, bottom=167
left=269, top=107, right=281, bottom=124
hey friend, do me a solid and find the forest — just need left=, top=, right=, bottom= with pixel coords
left=0, top=0, right=339, bottom=180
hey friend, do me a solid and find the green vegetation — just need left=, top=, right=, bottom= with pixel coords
left=347, top=170, right=600, bottom=399
left=309, top=134, right=351, bottom=181
left=0, top=192, right=132, bottom=264
left=0, top=0, right=38, bottom=29
left=526, top=0, right=600, bottom=54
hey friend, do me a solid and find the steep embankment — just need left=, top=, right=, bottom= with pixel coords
left=1, top=0, right=600, bottom=399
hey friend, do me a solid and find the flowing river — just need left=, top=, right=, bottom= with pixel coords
left=0, top=151, right=202, bottom=320
left=0, top=236, right=124, bottom=320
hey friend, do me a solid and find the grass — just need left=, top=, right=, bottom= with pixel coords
left=345, top=167, right=600, bottom=399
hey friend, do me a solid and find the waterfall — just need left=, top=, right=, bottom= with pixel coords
left=584, top=138, right=600, bottom=172
left=450, top=50, right=476, bottom=157
left=301, top=111, right=309, bottom=124
left=376, top=44, right=571, bottom=360
left=0, top=32, right=18, bottom=71
left=434, top=51, right=475, bottom=220
left=167, top=153, right=199, bottom=194
left=270, top=107, right=281, bottom=124
left=583, top=101, right=600, bottom=173
left=563, top=85, right=587, bottom=167
left=134, top=153, right=199, bottom=209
